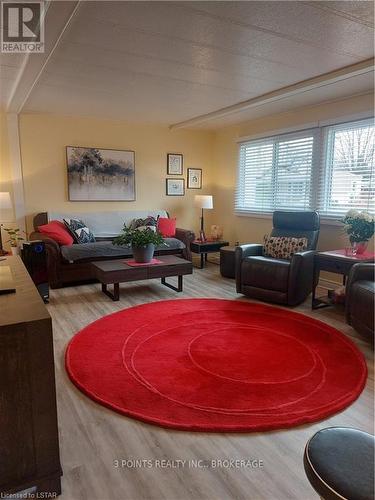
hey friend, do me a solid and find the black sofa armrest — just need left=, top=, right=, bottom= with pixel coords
left=346, top=263, right=375, bottom=323
left=29, top=231, right=62, bottom=288
left=235, top=244, right=264, bottom=292
left=346, top=263, right=375, bottom=288
left=288, top=250, right=315, bottom=305
left=175, top=228, right=195, bottom=261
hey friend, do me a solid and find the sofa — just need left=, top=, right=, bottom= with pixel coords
left=30, top=210, right=195, bottom=288
left=346, top=262, right=374, bottom=339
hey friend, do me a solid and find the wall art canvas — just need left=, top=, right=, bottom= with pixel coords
left=67, top=146, right=135, bottom=201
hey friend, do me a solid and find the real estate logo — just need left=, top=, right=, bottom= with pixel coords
left=1, top=1, right=44, bottom=53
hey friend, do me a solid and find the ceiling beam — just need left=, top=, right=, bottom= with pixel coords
left=6, top=0, right=81, bottom=114
left=169, top=59, right=375, bottom=130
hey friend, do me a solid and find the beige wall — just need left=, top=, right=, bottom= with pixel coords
left=18, top=114, right=214, bottom=233
left=3, top=92, right=374, bottom=255
left=212, top=94, right=374, bottom=253
left=0, top=113, right=13, bottom=201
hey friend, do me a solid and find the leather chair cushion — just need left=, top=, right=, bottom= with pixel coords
left=273, top=210, right=320, bottom=230
left=271, top=211, right=320, bottom=250
left=304, top=427, right=375, bottom=500
left=241, top=256, right=290, bottom=292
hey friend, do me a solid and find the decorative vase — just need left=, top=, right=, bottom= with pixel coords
left=10, top=246, right=20, bottom=256
left=351, top=241, right=368, bottom=255
left=132, top=243, right=155, bottom=263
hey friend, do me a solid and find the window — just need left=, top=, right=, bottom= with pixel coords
left=318, top=119, right=375, bottom=217
left=235, top=130, right=318, bottom=214
left=235, top=118, right=375, bottom=219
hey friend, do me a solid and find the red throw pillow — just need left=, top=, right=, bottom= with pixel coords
left=157, top=217, right=176, bottom=237
left=39, top=220, right=74, bottom=246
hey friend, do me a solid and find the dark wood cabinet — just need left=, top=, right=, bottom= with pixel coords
left=0, top=256, right=62, bottom=496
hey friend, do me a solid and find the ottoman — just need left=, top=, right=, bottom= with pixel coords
left=304, top=427, right=374, bottom=500
left=220, top=246, right=236, bottom=279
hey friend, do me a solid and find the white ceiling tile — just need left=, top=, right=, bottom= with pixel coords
left=18, top=1, right=374, bottom=127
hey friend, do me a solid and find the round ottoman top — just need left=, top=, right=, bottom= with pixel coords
left=304, top=427, right=374, bottom=500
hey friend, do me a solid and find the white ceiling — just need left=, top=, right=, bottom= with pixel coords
left=0, top=1, right=374, bottom=129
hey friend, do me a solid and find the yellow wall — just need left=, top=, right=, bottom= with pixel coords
left=18, top=114, right=214, bottom=233
left=212, top=94, right=374, bottom=253
left=0, top=113, right=13, bottom=200
left=4, top=92, right=375, bottom=257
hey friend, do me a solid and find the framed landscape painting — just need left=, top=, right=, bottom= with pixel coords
left=67, top=146, right=135, bottom=201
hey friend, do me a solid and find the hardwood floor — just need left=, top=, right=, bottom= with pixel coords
left=48, top=262, right=374, bottom=500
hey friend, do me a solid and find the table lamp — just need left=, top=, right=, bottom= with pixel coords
left=194, top=195, right=213, bottom=241
left=0, top=192, right=13, bottom=255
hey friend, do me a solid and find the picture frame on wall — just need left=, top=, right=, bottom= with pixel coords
left=187, top=168, right=202, bottom=189
left=66, top=146, right=135, bottom=201
left=167, top=153, right=183, bottom=175
left=166, top=178, right=185, bottom=196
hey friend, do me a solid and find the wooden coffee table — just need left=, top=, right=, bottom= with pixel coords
left=91, top=255, right=193, bottom=301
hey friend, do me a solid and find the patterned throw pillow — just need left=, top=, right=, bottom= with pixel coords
left=128, top=216, right=158, bottom=232
left=63, top=218, right=96, bottom=244
left=263, top=235, right=308, bottom=259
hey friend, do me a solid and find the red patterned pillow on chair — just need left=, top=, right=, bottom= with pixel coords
left=263, top=235, right=307, bottom=259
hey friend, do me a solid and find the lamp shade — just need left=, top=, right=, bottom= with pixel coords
left=194, top=195, right=213, bottom=209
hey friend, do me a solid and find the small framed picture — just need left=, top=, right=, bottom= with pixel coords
left=166, top=178, right=185, bottom=196
left=167, top=153, right=183, bottom=175
left=187, top=168, right=202, bottom=189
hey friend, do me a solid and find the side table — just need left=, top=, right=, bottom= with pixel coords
left=312, top=249, right=375, bottom=309
left=190, top=240, right=229, bottom=269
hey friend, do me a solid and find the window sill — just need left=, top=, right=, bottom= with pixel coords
left=234, top=211, right=345, bottom=226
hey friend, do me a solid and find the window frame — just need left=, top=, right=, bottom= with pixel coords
left=235, top=117, right=375, bottom=223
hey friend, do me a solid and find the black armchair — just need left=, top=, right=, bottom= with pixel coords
left=346, top=263, right=374, bottom=339
left=235, top=211, right=320, bottom=306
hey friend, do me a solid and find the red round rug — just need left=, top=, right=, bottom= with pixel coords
left=65, top=299, right=367, bottom=432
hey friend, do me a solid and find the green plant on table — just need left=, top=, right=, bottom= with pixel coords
left=340, top=210, right=374, bottom=243
left=3, top=227, right=25, bottom=247
left=113, top=226, right=165, bottom=248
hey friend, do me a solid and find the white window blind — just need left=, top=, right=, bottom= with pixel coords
left=235, top=117, right=375, bottom=219
left=235, top=130, right=318, bottom=215
left=318, top=118, right=375, bottom=217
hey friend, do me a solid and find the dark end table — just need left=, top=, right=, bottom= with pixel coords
left=190, top=240, right=229, bottom=269
left=312, top=249, right=375, bottom=309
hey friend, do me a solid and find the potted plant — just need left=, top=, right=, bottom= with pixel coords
left=340, top=210, right=374, bottom=255
left=3, top=227, right=25, bottom=256
left=113, top=226, right=165, bottom=263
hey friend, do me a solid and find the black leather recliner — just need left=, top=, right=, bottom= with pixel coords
left=235, top=211, right=320, bottom=306
left=346, top=263, right=374, bottom=339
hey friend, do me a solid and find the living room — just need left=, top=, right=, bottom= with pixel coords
left=0, top=1, right=374, bottom=500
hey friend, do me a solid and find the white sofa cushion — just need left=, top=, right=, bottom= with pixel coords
left=48, top=210, right=168, bottom=238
